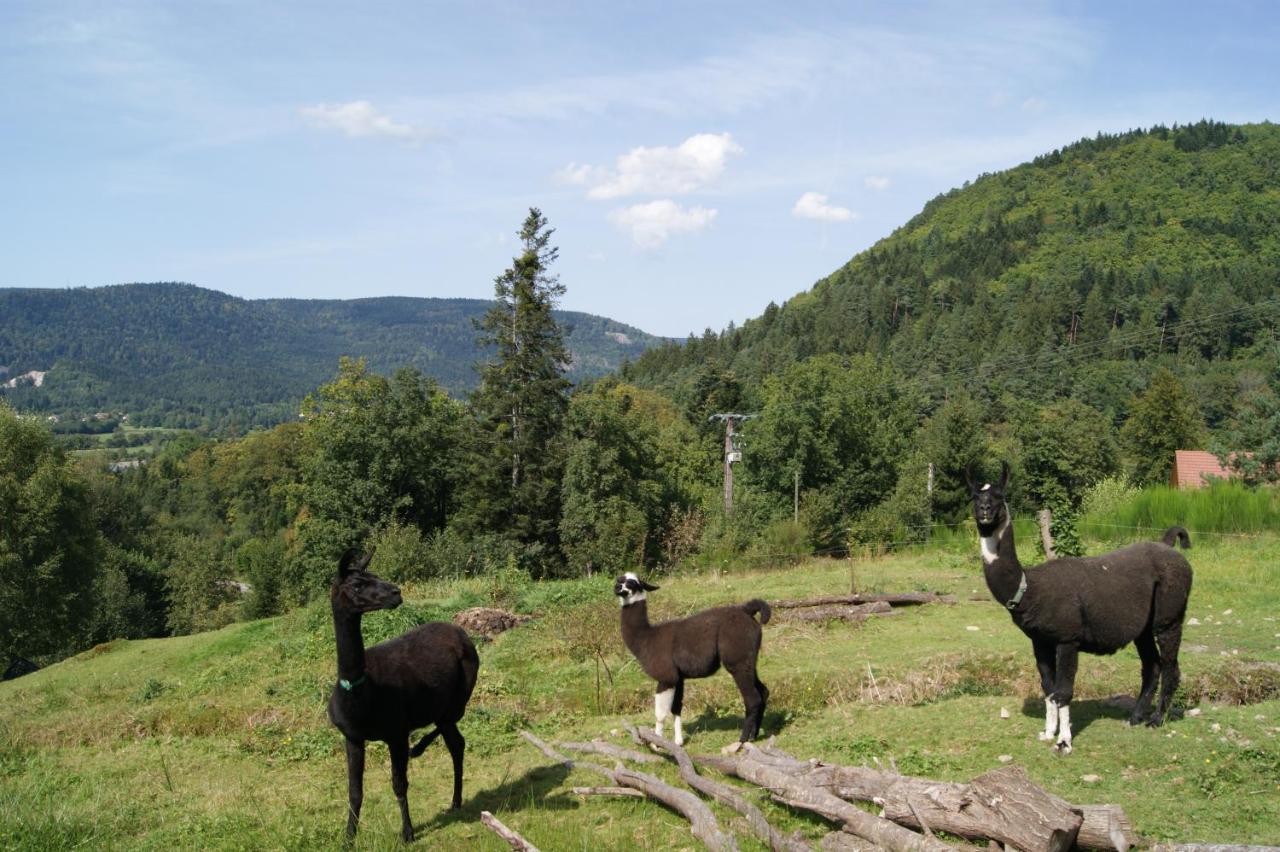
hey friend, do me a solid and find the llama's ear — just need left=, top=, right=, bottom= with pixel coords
left=964, top=463, right=979, bottom=493
left=641, top=580, right=660, bottom=592
left=338, top=548, right=374, bottom=577
left=998, top=461, right=1010, bottom=492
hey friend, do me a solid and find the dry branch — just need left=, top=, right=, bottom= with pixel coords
left=560, top=739, right=662, bottom=763
left=519, top=731, right=737, bottom=852
left=771, top=592, right=956, bottom=609
left=571, top=785, right=645, bottom=798
left=628, top=722, right=811, bottom=852
left=480, top=811, right=541, bottom=852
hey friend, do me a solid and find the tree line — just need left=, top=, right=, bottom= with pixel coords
left=6, top=136, right=1280, bottom=667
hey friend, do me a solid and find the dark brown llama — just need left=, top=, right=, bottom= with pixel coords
left=328, top=549, right=480, bottom=841
left=967, top=463, right=1193, bottom=753
left=614, top=572, right=770, bottom=746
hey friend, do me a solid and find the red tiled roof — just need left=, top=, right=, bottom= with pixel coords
left=1171, top=450, right=1233, bottom=489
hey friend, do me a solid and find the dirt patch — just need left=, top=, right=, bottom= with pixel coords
left=453, top=607, right=532, bottom=638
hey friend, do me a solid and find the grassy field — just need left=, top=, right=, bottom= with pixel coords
left=2, top=531, right=1278, bottom=850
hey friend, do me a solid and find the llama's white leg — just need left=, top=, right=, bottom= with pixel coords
left=1054, top=705, right=1073, bottom=754
left=654, top=688, right=674, bottom=739
left=1038, top=697, right=1058, bottom=741
left=673, top=715, right=684, bottom=746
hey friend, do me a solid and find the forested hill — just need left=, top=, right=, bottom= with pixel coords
left=626, top=120, right=1280, bottom=425
left=0, top=283, right=668, bottom=428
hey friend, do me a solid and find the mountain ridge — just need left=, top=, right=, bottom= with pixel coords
left=0, top=282, right=670, bottom=428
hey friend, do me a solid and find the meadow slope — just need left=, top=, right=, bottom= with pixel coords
left=2, top=533, right=1278, bottom=850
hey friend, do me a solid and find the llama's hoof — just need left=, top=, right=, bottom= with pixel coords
left=721, top=741, right=743, bottom=755
left=1053, top=740, right=1073, bottom=755
left=1038, top=731, right=1055, bottom=741
left=1146, top=715, right=1165, bottom=728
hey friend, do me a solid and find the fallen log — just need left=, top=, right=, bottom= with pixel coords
left=818, top=832, right=882, bottom=851
left=778, top=759, right=1135, bottom=850
left=480, top=811, right=541, bottom=852
left=880, top=766, right=1082, bottom=852
left=772, top=592, right=956, bottom=609
left=520, top=731, right=737, bottom=852
left=704, top=743, right=952, bottom=852
left=778, top=601, right=898, bottom=623
left=699, top=742, right=1143, bottom=852
left=627, top=722, right=812, bottom=852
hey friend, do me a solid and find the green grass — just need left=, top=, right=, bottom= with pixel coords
left=1080, top=481, right=1280, bottom=541
left=3, top=534, right=1279, bottom=849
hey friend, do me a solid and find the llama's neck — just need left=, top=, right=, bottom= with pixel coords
left=332, top=606, right=367, bottom=685
left=619, top=598, right=653, bottom=653
left=980, top=512, right=1026, bottom=608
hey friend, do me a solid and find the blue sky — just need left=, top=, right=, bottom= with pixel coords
left=3, top=1, right=1279, bottom=337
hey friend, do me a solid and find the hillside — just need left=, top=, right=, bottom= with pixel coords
left=627, top=120, right=1280, bottom=424
left=0, top=283, right=669, bottom=428
left=2, top=536, right=1277, bottom=849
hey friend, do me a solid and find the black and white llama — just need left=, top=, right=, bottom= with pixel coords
left=614, top=572, right=771, bottom=746
left=967, top=463, right=1193, bottom=753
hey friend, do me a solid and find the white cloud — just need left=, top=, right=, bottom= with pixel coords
left=299, top=100, right=439, bottom=143
left=1021, top=96, right=1048, bottom=113
left=609, top=200, right=718, bottom=249
left=563, top=133, right=743, bottom=200
left=863, top=175, right=891, bottom=191
left=792, top=192, right=857, bottom=223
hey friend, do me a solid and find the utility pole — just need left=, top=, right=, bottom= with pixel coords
left=709, top=413, right=755, bottom=513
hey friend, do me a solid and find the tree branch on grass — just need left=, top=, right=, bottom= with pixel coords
left=519, top=730, right=738, bottom=851
left=626, top=722, right=812, bottom=852
left=480, top=811, right=540, bottom=852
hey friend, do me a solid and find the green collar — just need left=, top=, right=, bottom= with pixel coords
left=338, top=674, right=367, bottom=691
left=1006, top=572, right=1028, bottom=611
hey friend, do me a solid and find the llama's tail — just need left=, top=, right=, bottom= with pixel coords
left=742, top=599, right=772, bottom=625
left=1161, top=526, right=1191, bottom=549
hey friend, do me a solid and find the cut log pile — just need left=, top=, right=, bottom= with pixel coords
left=773, top=592, right=956, bottom=624
left=516, top=728, right=1162, bottom=852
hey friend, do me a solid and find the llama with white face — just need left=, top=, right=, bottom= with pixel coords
left=614, top=572, right=771, bottom=746
left=967, top=462, right=1193, bottom=753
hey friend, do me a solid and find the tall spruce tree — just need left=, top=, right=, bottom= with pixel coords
left=462, top=208, right=571, bottom=569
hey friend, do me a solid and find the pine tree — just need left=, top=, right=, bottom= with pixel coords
left=1121, top=369, right=1205, bottom=486
left=462, top=208, right=571, bottom=569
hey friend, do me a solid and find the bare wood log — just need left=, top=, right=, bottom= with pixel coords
left=819, top=831, right=883, bottom=851
left=881, top=766, right=1082, bottom=852
left=480, top=811, right=541, bottom=852
left=519, top=731, right=738, bottom=852
left=571, top=786, right=645, bottom=798
left=629, top=722, right=812, bottom=852
left=1071, top=803, right=1139, bottom=850
left=772, top=593, right=956, bottom=609
left=560, top=739, right=662, bottom=763
left=720, top=745, right=952, bottom=852
left=706, top=745, right=1135, bottom=852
